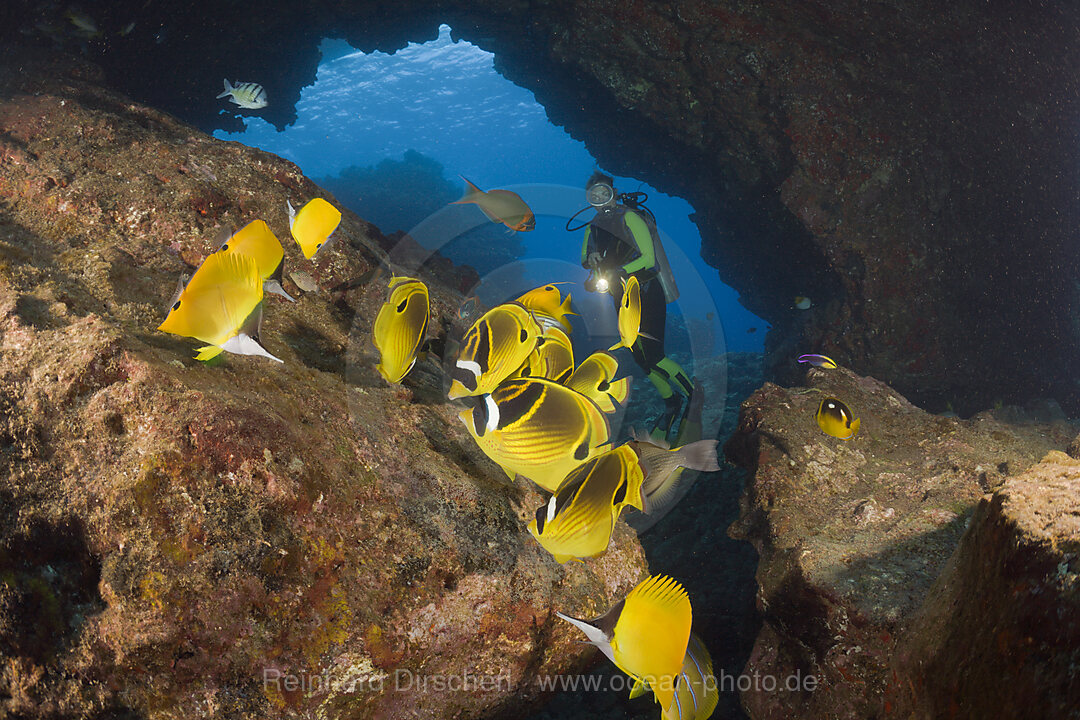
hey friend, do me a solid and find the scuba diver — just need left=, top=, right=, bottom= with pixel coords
left=574, top=171, right=702, bottom=444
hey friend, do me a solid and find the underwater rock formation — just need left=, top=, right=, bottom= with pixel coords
left=892, top=450, right=1080, bottom=718
left=5, top=0, right=1077, bottom=413
left=725, top=365, right=1076, bottom=719
left=0, top=49, right=647, bottom=718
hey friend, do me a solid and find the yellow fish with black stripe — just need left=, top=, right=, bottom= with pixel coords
left=287, top=198, right=341, bottom=259
left=610, top=274, right=651, bottom=351
left=158, top=251, right=281, bottom=363
left=373, top=275, right=429, bottom=384
left=513, top=325, right=574, bottom=383
left=629, top=632, right=718, bottom=720
left=566, top=350, right=630, bottom=413
left=557, top=574, right=692, bottom=712
left=448, top=302, right=542, bottom=399
left=215, top=220, right=294, bottom=301
left=516, top=282, right=576, bottom=333
left=816, top=396, right=860, bottom=439
left=529, top=436, right=719, bottom=563
left=528, top=443, right=646, bottom=563
left=458, top=376, right=610, bottom=491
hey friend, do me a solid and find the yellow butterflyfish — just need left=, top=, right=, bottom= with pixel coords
left=373, top=275, right=429, bottom=384
left=287, top=198, right=341, bottom=259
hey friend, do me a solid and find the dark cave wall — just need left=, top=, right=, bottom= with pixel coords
left=5, top=0, right=1078, bottom=413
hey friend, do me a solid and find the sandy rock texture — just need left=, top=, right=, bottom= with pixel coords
left=725, top=365, right=1076, bottom=719
left=892, top=450, right=1080, bottom=719
left=0, top=49, right=647, bottom=719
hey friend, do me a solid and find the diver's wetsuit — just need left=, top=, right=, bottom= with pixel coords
left=583, top=205, right=695, bottom=439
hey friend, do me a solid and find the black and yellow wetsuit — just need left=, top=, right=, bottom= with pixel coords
left=582, top=205, right=697, bottom=442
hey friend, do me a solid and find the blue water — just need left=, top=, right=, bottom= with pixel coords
left=214, top=24, right=766, bottom=353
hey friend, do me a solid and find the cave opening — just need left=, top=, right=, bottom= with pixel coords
left=212, top=24, right=768, bottom=358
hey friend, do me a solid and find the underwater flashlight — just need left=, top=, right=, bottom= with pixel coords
left=594, top=274, right=610, bottom=294
left=586, top=182, right=615, bottom=207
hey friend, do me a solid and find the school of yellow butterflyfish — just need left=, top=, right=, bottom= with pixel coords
left=157, top=181, right=722, bottom=718
left=371, top=270, right=722, bottom=719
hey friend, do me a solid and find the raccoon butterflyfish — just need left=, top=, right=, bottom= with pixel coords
left=610, top=275, right=651, bottom=351
left=158, top=251, right=281, bottom=363
left=373, top=275, right=429, bottom=384
left=816, top=396, right=860, bottom=439
left=629, top=632, right=718, bottom=720
left=528, top=444, right=647, bottom=563
left=515, top=283, right=575, bottom=333
left=512, top=326, right=574, bottom=383
left=458, top=377, right=611, bottom=492
left=557, top=574, right=692, bottom=712
left=565, top=350, right=630, bottom=414
left=216, top=79, right=267, bottom=109
left=287, top=198, right=341, bottom=259
left=452, top=176, right=535, bottom=232
left=448, top=302, right=542, bottom=399
left=797, top=353, right=837, bottom=369
left=216, top=220, right=294, bottom=301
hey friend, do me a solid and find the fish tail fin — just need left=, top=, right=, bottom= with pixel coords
left=847, top=418, right=861, bottom=439
left=675, top=439, right=720, bottom=472
left=216, top=78, right=233, bottom=98
left=195, top=345, right=224, bottom=362
left=560, top=294, right=578, bottom=318
left=286, top=199, right=297, bottom=230
left=263, top=279, right=295, bottom=302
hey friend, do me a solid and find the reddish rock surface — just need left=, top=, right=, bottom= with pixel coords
left=0, top=51, right=647, bottom=718
left=725, top=365, right=1076, bottom=719
left=892, top=450, right=1080, bottom=719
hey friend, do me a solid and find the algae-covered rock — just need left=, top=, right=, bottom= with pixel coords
left=725, top=365, right=1075, bottom=719
left=0, top=49, right=647, bottom=718
left=892, top=451, right=1080, bottom=718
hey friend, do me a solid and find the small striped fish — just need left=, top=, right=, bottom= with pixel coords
left=216, top=79, right=267, bottom=109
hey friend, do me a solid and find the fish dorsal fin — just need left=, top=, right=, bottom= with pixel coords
left=612, top=574, right=692, bottom=710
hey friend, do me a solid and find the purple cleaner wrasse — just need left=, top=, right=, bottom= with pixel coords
left=797, top=353, right=837, bottom=369
left=453, top=176, right=535, bottom=232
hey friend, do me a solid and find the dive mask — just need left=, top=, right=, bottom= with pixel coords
left=586, top=182, right=615, bottom=207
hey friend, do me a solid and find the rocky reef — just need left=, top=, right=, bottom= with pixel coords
left=5, top=0, right=1077, bottom=414
left=725, top=365, right=1077, bottom=718
left=0, top=49, right=648, bottom=718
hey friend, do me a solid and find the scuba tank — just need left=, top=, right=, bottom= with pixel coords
left=614, top=192, right=680, bottom=303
